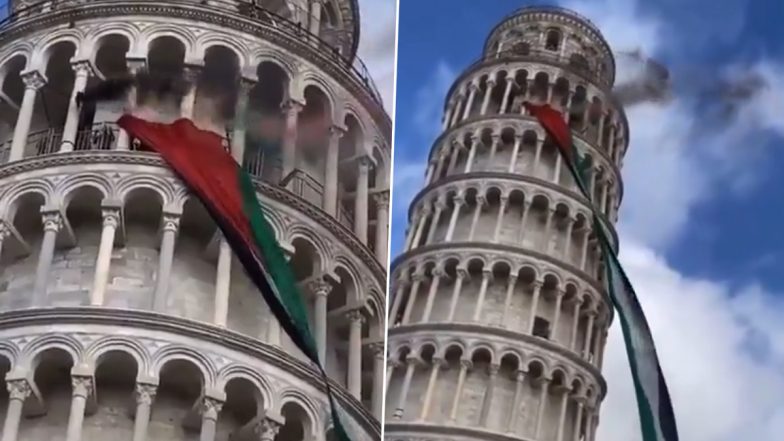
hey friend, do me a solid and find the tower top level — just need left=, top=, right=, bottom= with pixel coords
left=483, top=5, right=616, bottom=87
left=6, top=0, right=362, bottom=60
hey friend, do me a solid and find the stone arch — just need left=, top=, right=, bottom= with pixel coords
left=86, top=22, right=140, bottom=54
left=439, top=340, right=467, bottom=360
left=195, top=36, right=249, bottom=68
left=0, top=340, right=19, bottom=369
left=92, top=32, right=132, bottom=78
left=58, top=175, right=112, bottom=208
left=299, top=72, right=337, bottom=116
left=139, top=24, right=196, bottom=56
left=116, top=175, right=173, bottom=208
left=277, top=391, right=321, bottom=440
left=152, top=347, right=216, bottom=387
left=23, top=334, right=82, bottom=370
left=84, top=336, right=150, bottom=379
left=30, top=30, right=82, bottom=70
left=217, top=364, right=273, bottom=413
left=468, top=344, right=495, bottom=365
left=251, top=49, right=296, bottom=80
left=413, top=340, right=439, bottom=360
left=331, top=257, right=363, bottom=303
left=0, top=52, right=28, bottom=103
left=0, top=180, right=53, bottom=220
left=289, top=232, right=328, bottom=281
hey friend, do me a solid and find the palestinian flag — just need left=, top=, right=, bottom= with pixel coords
left=524, top=103, right=680, bottom=441
left=117, top=115, right=355, bottom=441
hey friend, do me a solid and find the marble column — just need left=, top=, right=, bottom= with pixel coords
left=308, top=0, right=322, bottom=35
left=132, top=383, right=157, bottom=441
left=354, top=157, right=370, bottom=243
left=570, top=299, right=584, bottom=351
left=388, top=280, right=408, bottom=324
left=231, top=77, right=256, bottom=162
left=90, top=206, right=121, bottom=306
left=281, top=100, right=303, bottom=179
left=0, top=222, right=8, bottom=260
left=33, top=210, right=62, bottom=307
left=508, top=135, right=523, bottom=172
left=556, top=388, right=570, bottom=441
left=553, top=153, right=563, bottom=184
left=9, top=70, right=46, bottom=162
left=517, top=200, right=531, bottom=243
left=449, top=359, right=471, bottom=421
left=479, top=364, right=499, bottom=426
left=180, top=63, right=202, bottom=119
left=542, top=208, right=555, bottom=252
left=60, top=60, right=93, bottom=152
left=199, top=397, right=223, bottom=441
left=421, top=268, right=443, bottom=322
left=65, top=376, right=93, bottom=441
left=444, top=194, right=464, bottom=241
left=583, top=311, right=597, bottom=358
left=213, top=236, right=232, bottom=327
left=446, top=142, right=462, bottom=174
left=373, top=191, right=390, bottom=265
left=506, top=371, right=526, bottom=434
left=488, top=134, right=500, bottom=167
left=370, top=343, right=385, bottom=419
left=324, top=125, right=344, bottom=216
left=552, top=289, right=565, bottom=341
left=254, top=417, right=282, bottom=441
left=527, top=282, right=542, bottom=334
left=449, top=96, right=464, bottom=127
left=409, top=207, right=430, bottom=250
left=480, top=80, right=496, bottom=115
left=581, top=233, right=592, bottom=271
left=534, top=380, right=550, bottom=439
left=492, top=196, right=509, bottom=242
left=425, top=199, right=445, bottom=244
left=564, top=218, right=575, bottom=261
left=463, top=136, right=479, bottom=173
left=500, top=275, right=518, bottom=327
left=533, top=139, right=544, bottom=175
left=393, top=357, right=418, bottom=419
left=467, top=196, right=485, bottom=240
left=419, top=358, right=444, bottom=421
left=447, top=268, right=467, bottom=321
left=308, top=279, right=332, bottom=362
left=462, top=83, right=478, bottom=120
left=117, top=59, right=145, bottom=150
left=1, top=379, right=31, bottom=441
left=152, top=213, right=179, bottom=312
left=347, top=310, right=364, bottom=399
left=472, top=270, right=492, bottom=321
left=499, top=77, right=514, bottom=113
left=572, top=400, right=585, bottom=441
left=401, top=273, right=424, bottom=324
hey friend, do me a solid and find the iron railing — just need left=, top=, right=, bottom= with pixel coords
left=482, top=47, right=609, bottom=86
left=0, top=0, right=382, bottom=105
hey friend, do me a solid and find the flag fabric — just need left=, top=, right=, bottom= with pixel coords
left=116, top=115, right=354, bottom=441
left=524, top=102, right=680, bottom=441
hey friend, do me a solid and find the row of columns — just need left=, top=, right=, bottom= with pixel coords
left=0, top=378, right=283, bottom=441
left=387, top=357, right=599, bottom=441
left=389, top=273, right=608, bottom=366
left=404, top=197, right=605, bottom=276
left=441, top=74, right=624, bottom=164
left=422, top=134, right=619, bottom=219
left=5, top=208, right=384, bottom=415
left=3, top=60, right=389, bottom=265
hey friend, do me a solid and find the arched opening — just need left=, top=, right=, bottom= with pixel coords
left=545, top=29, right=562, bottom=51
left=218, top=377, right=263, bottom=439
left=142, top=36, right=186, bottom=116
left=337, top=114, right=362, bottom=231
left=194, top=45, right=240, bottom=132
left=152, top=359, right=205, bottom=437
left=83, top=350, right=138, bottom=439
left=0, top=55, right=27, bottom=154
left=295, top=85, right=331, bottom=204
left=277, top=401, right=311, bottom=441
left=244, top=61, right=289, bottom=182
left=120, top=187, right=163, bottom=310
left=18, top=348, right=75, bottom=438
left=0, top=354, right=11, bottom=422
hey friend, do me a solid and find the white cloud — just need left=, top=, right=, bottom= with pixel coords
left=357, top=0, right=397, bottom=112
left=554, top=1, right=784, bottom=440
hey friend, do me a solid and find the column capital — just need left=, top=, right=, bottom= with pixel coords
left=201, top=396, right=224, bottom=421
left=20, top=69, right=47, bottom=90
left=481, top=268, right=494, bottom=281
left=238, top=75, right=257, bottom=93
left=254, top=416, right=283, bottom=441
left=459, top=358, right=473, bottom=370
left=101, top=207, right=121, bottom=229
left=405, top=354, right=423, bottom=367
left=135, top=382, right=158, bottom=406
left=70, top=58, right=94, bottom=77
left=514, top=370, right=527, bottom=383
left=434, top=198, right=448, bottom=211
left=329, top=124, right=346, bottom=140
left=183, top=61, right=204, bottom=79
left=411, top=270, right=427, bottom=284
left=6, top=378, right=31, bottom=401
left=453, top=193, right=466, bottom=206
left=372, top=190, right=389, bottom=208
left=455, top=267, right=469, bottom=280
left=0, top=221, right=10, bottom=241
left=305, top=277, right=332, bottom=298
left=488, top=363, right=500, bottom=376
left=369, top=342, right=385, bottom=358
left=281, top=99, right=304, bottom=114
left=346, top=308, right=365, bottom=324
left=41, top=210, right=62, bottom=233
left=125, top=55, right=147, bottom=73
left=476, top=195, right=487, bottom=207
left=71, top=375, right=94, bottom=398
left=431, top=266, right=445, bottom=278
left=161, top=212, right=181, bottom=233
left=357, top=155, right=372, bottom=170
left=432, top=356, right=447, bottom=369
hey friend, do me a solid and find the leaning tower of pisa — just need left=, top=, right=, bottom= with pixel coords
left=386, top=6, right=627, bottom=441
left=0, top=1, right=390, bottom=441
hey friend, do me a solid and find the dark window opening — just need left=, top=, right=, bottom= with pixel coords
left=545, top=30, right=561, bottom=51
left=533, top=316, right=551, bottom=339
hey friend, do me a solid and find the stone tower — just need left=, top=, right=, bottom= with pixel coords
left=0, top=1, right=390, bottom=441
left=386, top=6, right=627, bottom=441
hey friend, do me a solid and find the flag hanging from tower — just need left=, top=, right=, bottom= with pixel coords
left=524, top=102, right=680, bottom=441
left=116, top=115, right=355, bottom=441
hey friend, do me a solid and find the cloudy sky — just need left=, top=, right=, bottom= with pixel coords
left=356, top=0, right=397, bottom=113
left=391, top=0, right=784, bottom=440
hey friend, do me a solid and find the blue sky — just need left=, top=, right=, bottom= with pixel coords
left=390, top=0, right=784, bottom=440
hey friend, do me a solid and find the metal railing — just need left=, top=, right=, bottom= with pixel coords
left=477, top=47, right=610, bottom=86
left=0, top=0, right=383, bottom=106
